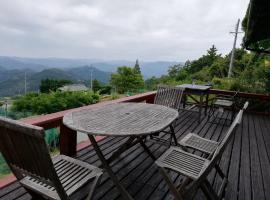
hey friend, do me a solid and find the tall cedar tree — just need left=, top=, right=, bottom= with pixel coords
left=134, top=59, right=142, bottom=74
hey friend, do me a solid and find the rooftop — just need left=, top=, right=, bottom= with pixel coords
left=58, top=84, right=89, bottom=92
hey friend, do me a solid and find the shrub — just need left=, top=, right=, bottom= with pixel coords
left=11, top=91, right=100, bottom=115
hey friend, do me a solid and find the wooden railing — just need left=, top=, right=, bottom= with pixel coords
left=20, top=89, right=270, bottom=156
left=209, top=89, right=270, bottom=101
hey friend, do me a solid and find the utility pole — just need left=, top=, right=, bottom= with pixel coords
left=90, top=66, right=93, bottom=91
left=228, top=19, right=242, bottom=78
left=24, top=72, right=27, bottom=95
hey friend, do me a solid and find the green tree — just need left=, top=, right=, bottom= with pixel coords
left=168, top=64, right=182, bottom=79
left=92, top=79, right=101, bottom=92
left=40, top=79, right=72, bottom=93
left=99, top=85, right=112, bottom=94
left=134, top=59, right=141, bottom=74
left=145, top=76, right=159, bottom=90
left=111, top=66, right=144, bottom=93
left=209, top=57, right=229, bottom=78
left=207, top=45, right=220, bottom=63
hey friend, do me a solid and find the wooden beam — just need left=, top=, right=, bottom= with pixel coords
left=60, top=123, right=77, bottom=156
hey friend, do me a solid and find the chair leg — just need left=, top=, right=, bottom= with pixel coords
left=139, top=138, right=156, bottom=160
left=169, top=125, right=178, bottom=146
left=217, top=177, right=228, bottom=199
left=201, top=183, right=217, bottom=200
left=86, top=174, right=102, bottom=200
left=158, top=167, right=184, bottom=200
left=215, top=164, right=225, bottom=179
left=201, top=180, right=219, bottom=200
left=177, top=177, right=192, bottom=192
left=208, top=104, right=215, bottom=121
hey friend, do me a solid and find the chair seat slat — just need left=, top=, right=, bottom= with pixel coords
left=156, top=147, right=208, bottom=179
left=20, top=155, right=103, bottom=199
left=179, top=133, right=219, bottom=154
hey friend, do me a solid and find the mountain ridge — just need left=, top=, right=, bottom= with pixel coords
left=0, top=66, right=111, bottom=97
left=0, top=56, right=182, bottom=78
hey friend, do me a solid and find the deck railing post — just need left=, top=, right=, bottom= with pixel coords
left=60, top=123, right=77, bottom=156
left=145, top=94, right=156, bottom=104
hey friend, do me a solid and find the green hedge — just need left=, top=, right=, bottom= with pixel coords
left=11, top=91, right=100, bottom=115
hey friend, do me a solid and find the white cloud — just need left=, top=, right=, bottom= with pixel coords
left=0, top=0, right=250, bottom=61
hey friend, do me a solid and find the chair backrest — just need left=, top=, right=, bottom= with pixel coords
left=216, top=90, right=239, bottom=101
left=0, top=117, right=68, bottom=199
left=154, top=85, right=184, bottom=110
left=215, top=101, right=248, bottom=156
left=211, top=109, right=243, bottom=162
left=200, top=109, right=243, bottom=177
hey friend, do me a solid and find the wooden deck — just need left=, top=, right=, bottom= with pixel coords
left=1, top=108, right=270, bottom=200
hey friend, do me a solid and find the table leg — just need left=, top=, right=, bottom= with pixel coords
left=183, top=94, right=187, bottom=109
left=88, top=135, right=134, bottom=200
left=139, top=137, right=156, bottom=161
left=198, top=94, right=203, bottom=123
left=205, top=93, right=209, bottom=115
left=107, top=136, right=138, bottom=164
left=169, top=125, right=178, bottom=146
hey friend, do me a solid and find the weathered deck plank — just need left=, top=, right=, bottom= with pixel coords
left=0, top=109, right=269, bottom=200
left=248, top=114, right=265, bottom=200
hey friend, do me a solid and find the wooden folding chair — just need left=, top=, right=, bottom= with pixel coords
left=208, top=91, right=239, bottom=125
left=150, top=85, right=185, bottom=146
left=0, top=117, right=103, bottom=200
left=179, top=101, right=249, bottom=158
left=155, top=108, right=243, bottom=200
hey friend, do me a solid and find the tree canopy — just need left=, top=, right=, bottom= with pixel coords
left=92, top=79, right=101, bottom=92
left=92, top=79, right=112, bottom=94
left=40, top=79, right=72, bottom=93
left=111, top=66, right=144, bottom=93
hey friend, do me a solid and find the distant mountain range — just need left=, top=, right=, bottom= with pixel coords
left=0, top=56, right=182, bottom=97
left=0, top=56, right=181, bottom=78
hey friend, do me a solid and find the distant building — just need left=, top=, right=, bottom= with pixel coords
left=58, top=84, right=88, bottom=92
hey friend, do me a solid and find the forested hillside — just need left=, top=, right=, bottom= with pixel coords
left=0, top=67, right=111, bottom=97
left=145, top=46, right=270, bottom=94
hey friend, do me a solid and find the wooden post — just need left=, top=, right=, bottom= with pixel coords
left=145, top=94, right=155, bottom=104
left=60, top=123, right=77, bottom=156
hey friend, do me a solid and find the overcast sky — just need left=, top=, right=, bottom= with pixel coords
left=0, top=0, right=250, bottom=61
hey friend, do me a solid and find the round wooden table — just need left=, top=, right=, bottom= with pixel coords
left=63, top=102, right=179, bottom=200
